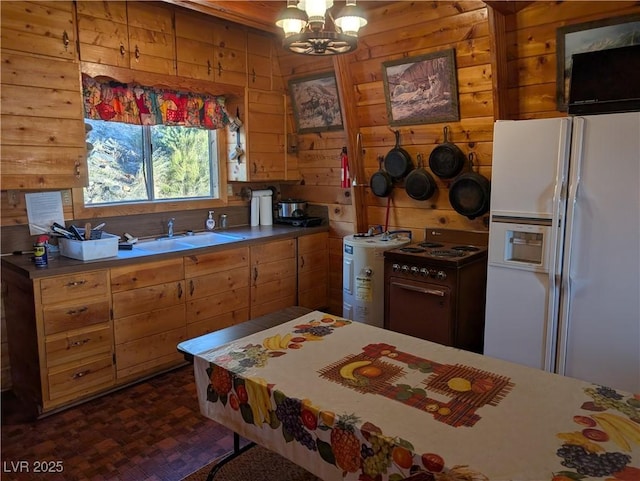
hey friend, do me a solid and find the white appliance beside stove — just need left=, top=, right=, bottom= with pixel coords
left=343, top=230, right=411, bottom=328
left=483, top=112, right=640, bottom=393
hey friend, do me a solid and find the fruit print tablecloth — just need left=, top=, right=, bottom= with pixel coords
left=193, top=311, right=640, bottom=481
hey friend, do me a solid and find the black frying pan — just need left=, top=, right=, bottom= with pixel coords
left=384, top=130, right=413, bottom=180
left=405, top=153, right=437, bottom=201
left=449, top=153, right=490, bottom=219
left=429, top=126, right=466, bottom=179
left=370, top=156, right=394, bottom=197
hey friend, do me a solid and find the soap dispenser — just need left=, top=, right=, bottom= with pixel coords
left=206, top=211, right=216, bottom=231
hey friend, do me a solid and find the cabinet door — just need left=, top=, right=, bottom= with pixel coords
left=76, top=1, right=129, bottom=68
left=185, top=247, right=250, bottom=336
left=247, top=31, right=273, bottom=91
left=298, top=232, right=329, bottom=310
left=175, top=11, right=215, bottom=82
left=213, top=19, right=247, bottom=87
left=126, top=2, right=175, bottom=75
left=250, top=239, right=297, bottom=317
left=246, top=90, right=286, bottom=181
left=1, top=51, right=87, bottom=189
left=1, top=1, right=76, bottom=59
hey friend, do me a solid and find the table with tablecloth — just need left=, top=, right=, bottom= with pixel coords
left=193, top=310, right=640, bottom=481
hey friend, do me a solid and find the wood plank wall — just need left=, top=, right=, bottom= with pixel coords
left=276, top=1, right=640, bottom=315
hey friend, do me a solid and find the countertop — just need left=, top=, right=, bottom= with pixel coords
left=1, top=224, right=328, bottom=279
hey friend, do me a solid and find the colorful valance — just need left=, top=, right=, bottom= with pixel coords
left=82, top=74, right=230, bottom=129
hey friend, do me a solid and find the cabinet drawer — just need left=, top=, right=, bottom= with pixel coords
left=43, top=298, right=110, bottom=335
left=184, top=247, right=249, bottom=277
left=251, top=239, right=295, bottom=264
left=110, top=258, right=183, bottom=292
left=48, top=354, right=114, bottom=401
left=40, top=270, right=109, bottom=304
left=45, top=324, right=112, bottom=368
left=112, top=280, right=185, bottom=318
left=114, top=304, right=185, bottom=344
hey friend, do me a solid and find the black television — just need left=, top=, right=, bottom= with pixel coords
left=568, top=44, right=640, bottom=115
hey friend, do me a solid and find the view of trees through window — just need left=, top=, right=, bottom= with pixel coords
left=84, top=119, right=219, bottom=205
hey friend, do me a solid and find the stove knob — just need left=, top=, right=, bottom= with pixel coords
left=436, top=270, right=447, bottom=280
left=392, top=263, right=401, bottom=272
left=419, top=268, right=429, bottom=277
left=410, top=266, right=419, bottom=276
left=429, top=269, right=438, bottom=278
left=401, top=265, right=410, bottom=274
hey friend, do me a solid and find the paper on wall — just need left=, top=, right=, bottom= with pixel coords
left=25, top=192, right=65, bottom=236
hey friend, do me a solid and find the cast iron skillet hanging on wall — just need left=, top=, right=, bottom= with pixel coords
left=449, top=153, right=491, bottom=219
left=429, top=126, right=466, bottom=179
left=405, top=153, right=437, bottom=201
left=384, top=130, right=413, bottom=180
left=370, top=155, right=394, bottom=197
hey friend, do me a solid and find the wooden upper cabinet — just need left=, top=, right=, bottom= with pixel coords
left=175, top=10, right=215, bottom=82
left=213, top=19, right=247, bottom=87
left=246, top=89, right=286, bottom=181
left=76, top=1, right=130, bottom=68
left=126, top=2, right=175, bottom=75
left=0, top=51, right=86, bottom=189
left=77, top=1, right=175, bottom=75
left=247, top=31, right=273, bottom=91
left=0, top=1, right=76, bottom=59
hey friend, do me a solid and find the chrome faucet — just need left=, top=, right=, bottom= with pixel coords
left=167, top=218, right=175, bottom=238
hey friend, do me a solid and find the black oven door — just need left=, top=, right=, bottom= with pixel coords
left=385, top=276, right=453, bottom=346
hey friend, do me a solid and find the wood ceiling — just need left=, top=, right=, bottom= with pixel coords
left=161, top=1, right=533, bottom=31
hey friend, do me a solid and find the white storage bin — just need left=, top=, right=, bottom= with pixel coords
left=59, top=232, right=119, bottom=261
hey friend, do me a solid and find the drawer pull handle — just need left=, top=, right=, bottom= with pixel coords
left=190, top=280, right=195, bottom=297
left=177, top=282, right=183, bottom=299
left=218, top=62, right=222, bottom=76
left=72, top=369, right=90, bottom=379
left=120, top=44, right=126, bottom=57
left=300, top=255, right=305, bottom=269
left=207, top=60, right=212, bottom=75
left=66, top=306, right=88, bottom=316
left=66, top=280, right=87, bottom=287
left=62, top=30, right=69, bottom=49
left=134, top=45, right=140, bottom=61
left=68, top=338, right=90, bottom=348
left=253, top=267, right=258, bottom=283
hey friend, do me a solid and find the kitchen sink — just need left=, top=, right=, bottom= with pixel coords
left=135, top=232, right=246, bottom=253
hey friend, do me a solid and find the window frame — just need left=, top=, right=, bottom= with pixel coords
left=72, top=125, right=229, bottom=220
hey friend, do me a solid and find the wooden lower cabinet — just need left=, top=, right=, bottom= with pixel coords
left=298, top=232, right=329, bottom=310
left=1, top=268, right=114, bottom=414
left=111, top=258, right=186, bottom=382
left=1, top=232, right=329, bottom=414
left=184, top=246, right=250, bottom=338
left=250, top=238, right=297, bottom=317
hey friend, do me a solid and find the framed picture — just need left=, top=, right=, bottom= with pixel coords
left=289, top=72, right=344, bottom=133
left=556, top=15, right=640, bottom=111
left=382, top=49, right=459, bottom=126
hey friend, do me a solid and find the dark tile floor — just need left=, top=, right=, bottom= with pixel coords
left=1, top=366, right=234, bottom=481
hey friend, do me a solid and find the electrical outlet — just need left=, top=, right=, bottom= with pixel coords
left=7, top=190, right=19, bottom=205
left=61, top=190, right=72, bottom=206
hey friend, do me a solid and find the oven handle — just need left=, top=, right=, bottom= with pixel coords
left=391, top=282, right=445, bottom=297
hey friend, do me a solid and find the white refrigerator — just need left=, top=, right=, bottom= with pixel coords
left=483, top=112, right=640, bottom=393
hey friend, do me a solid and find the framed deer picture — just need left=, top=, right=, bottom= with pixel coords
left=382, top=49, right=460, bottom=126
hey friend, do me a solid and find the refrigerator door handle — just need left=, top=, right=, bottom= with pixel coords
left=543, top=118, right=572, bottom=372
left=556, top=117, right=585, bottom=375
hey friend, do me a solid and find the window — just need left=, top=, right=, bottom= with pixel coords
left=83, top=119, right=219, bottom=206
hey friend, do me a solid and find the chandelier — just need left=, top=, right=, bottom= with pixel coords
left=275, top=0, right=367, bottom=56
